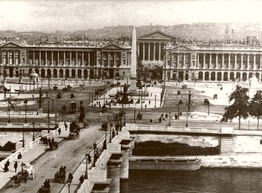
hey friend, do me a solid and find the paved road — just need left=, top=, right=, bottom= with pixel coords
left=0, top=124, right=104, bottom=193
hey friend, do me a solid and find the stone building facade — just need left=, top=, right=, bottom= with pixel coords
left=163, top=44, right=262, bottom=82
left=137, top=31, right=176, bottom=79
left=0, top=42, right=131, bottom=80
left=2, top=31, right=262, bottom=83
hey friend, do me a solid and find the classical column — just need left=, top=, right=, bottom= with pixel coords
left=113, top=52, right=116, bottom=67
left=209, top=53, right=212, bottom=69
left=39, top=51, right=41, bottom=66
left=196, top=54, right=199, bottom=69
left=82, top=52, right=84, bottom=66
left=7, top=51, right=10, bottom=65
left=57, top=51, right=60, bottom=66
left=32, top=51, right=35, bottom=66
left=88, top=52, right=91, bottom=66
left=158, top=43, right=161, bottom=61
left=63, top=51, right=66, bottom=66
left=148, top=43, right=150, bottom=61
left=142, top=43, right=145, bottom=60
left=51, top=51, right=53, bottom=66
left=108, top=52, right=110, bottom=67
left=247, top=54, right=250, bottom=70
left=203, top=53, right=206, bottom=69
left=234, top=54, right=237, bottom=70
left=45, top=51, right=47, bottom=66
left=69, top=52, right=72, bottom=66
left=227, top=54, right=233, bottom=70
left=241, top=54, right=243, bottom=70
left=153, top=42, right=156, bottom=61
left=176, top=53, right=180, bottom=68
left=254, top=54, right=256, bottom=70
left=222, top=54, right=224, bottom=69
left=215, top=53, right=218, bottom=69
left=76, top=52, right=78, bottom=66
left=183, top=53, right=186, bottom=69
left=260, top=54, right=262, bottom=70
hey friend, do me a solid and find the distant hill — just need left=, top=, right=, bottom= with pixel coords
left=1, top=22, right=262, bottom=42
left=80, top=23, right=262, bottom=41
left=65, top=23, right=262, bottom=41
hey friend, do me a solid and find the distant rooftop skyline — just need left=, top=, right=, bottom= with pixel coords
left=0, top=0, right=262, bottom=32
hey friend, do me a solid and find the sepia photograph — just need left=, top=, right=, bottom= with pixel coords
left=1, top=0, right=262, bottom=192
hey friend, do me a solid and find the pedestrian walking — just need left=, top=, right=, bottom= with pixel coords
left=64, top=122, right=68, bottom=130
left=58, top=128, right=61, bottom=135
left=14, top=161, right=18, bottom=173
left=79, top=175, right=84, bottom=184
left=68, top=172, right=73, bottom=184
left=17, top=152, right=22, bottom=159
left=4, top=160, right=10, bottom=172
left=6, top=160, right=10, bottom=167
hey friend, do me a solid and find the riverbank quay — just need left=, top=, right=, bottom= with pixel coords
left=129, top=154, right=262, bottom=169
left=126, top=122, right=262, bottom=169
left=0, top=121, right=69, bottom=190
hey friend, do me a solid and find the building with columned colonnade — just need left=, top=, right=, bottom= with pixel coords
left=137, top=30, right=176, bottom=79
left=163, top=43, right=262, bottom=82
left=0, top=42, right=131, bottom=81
left=1, top=30, right=262, bottom=83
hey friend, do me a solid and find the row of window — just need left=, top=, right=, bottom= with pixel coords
left=168, top=71, right=262, bottom=81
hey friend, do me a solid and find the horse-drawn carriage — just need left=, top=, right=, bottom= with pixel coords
left=11, top=170, right=29, bottom=186
left=68, top=121, right=81, bottom=139
left=38, top=179, right=51, bottom=193
left=49, top=140, right=58, bottom=150
left=37, top=186, right=50, bottom=193
left=54, top=166, right=66, bottom=183
left=68, top=131, right=80, bottom=139
left=40, top=136, right=49, bottom=145
left=11, top=163, right=34, bottom=187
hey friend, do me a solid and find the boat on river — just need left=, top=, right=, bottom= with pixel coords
left=129, top=156, right=201, bottom=171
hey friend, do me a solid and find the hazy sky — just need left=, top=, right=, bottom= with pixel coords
left=0, top=0, right=262, bottom=32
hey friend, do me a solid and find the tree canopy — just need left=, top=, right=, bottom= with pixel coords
left=249, top=90, right=262, bottom=129
left=222, top=86, right=249, bottom=129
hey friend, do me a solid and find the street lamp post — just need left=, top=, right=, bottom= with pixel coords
left=133, top=108, right=136, bottom=123
left=67, top=182, right=71, bottom=193
left=93, top=143, right=97, bottom=167
left=140, top=88, right=142, bottom=109
left=187, top=90, right=191, bottom=112
left=104, top=124, right=107, bottom=149
left=32, top=122, right=35, bottom=141
left=168, top=112, right=171, bottom=126
left=109, top=120, right=112, bottom=143
left=185, top=113, right=189, bottom=127
left=24, top=99, right=28, bottom=123
left=154, top=94, right=157, bottom=108
left=7, top=98, right=11, bottom=123
left=185, top=90, right=191, bottom=127
left=48, top=100, right=50, bottom=133
left=177, top=99, right=183, bottom=119
left=85, top=153, right=90, bottom=179
left=23, top=99, right=28, bottom=148
left=207, top=101, right=210, bottom=116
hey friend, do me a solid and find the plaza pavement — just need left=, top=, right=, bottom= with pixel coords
left=91, top=86, right=163, bottom=109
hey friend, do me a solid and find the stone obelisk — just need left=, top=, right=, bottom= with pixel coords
left=131, top=27, right=137, bottom=79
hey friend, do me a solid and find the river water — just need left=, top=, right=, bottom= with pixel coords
left=128, top=168, right=262, bottom=193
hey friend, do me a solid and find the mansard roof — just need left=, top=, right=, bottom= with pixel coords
left=138, top=30, right=176, bottom=41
